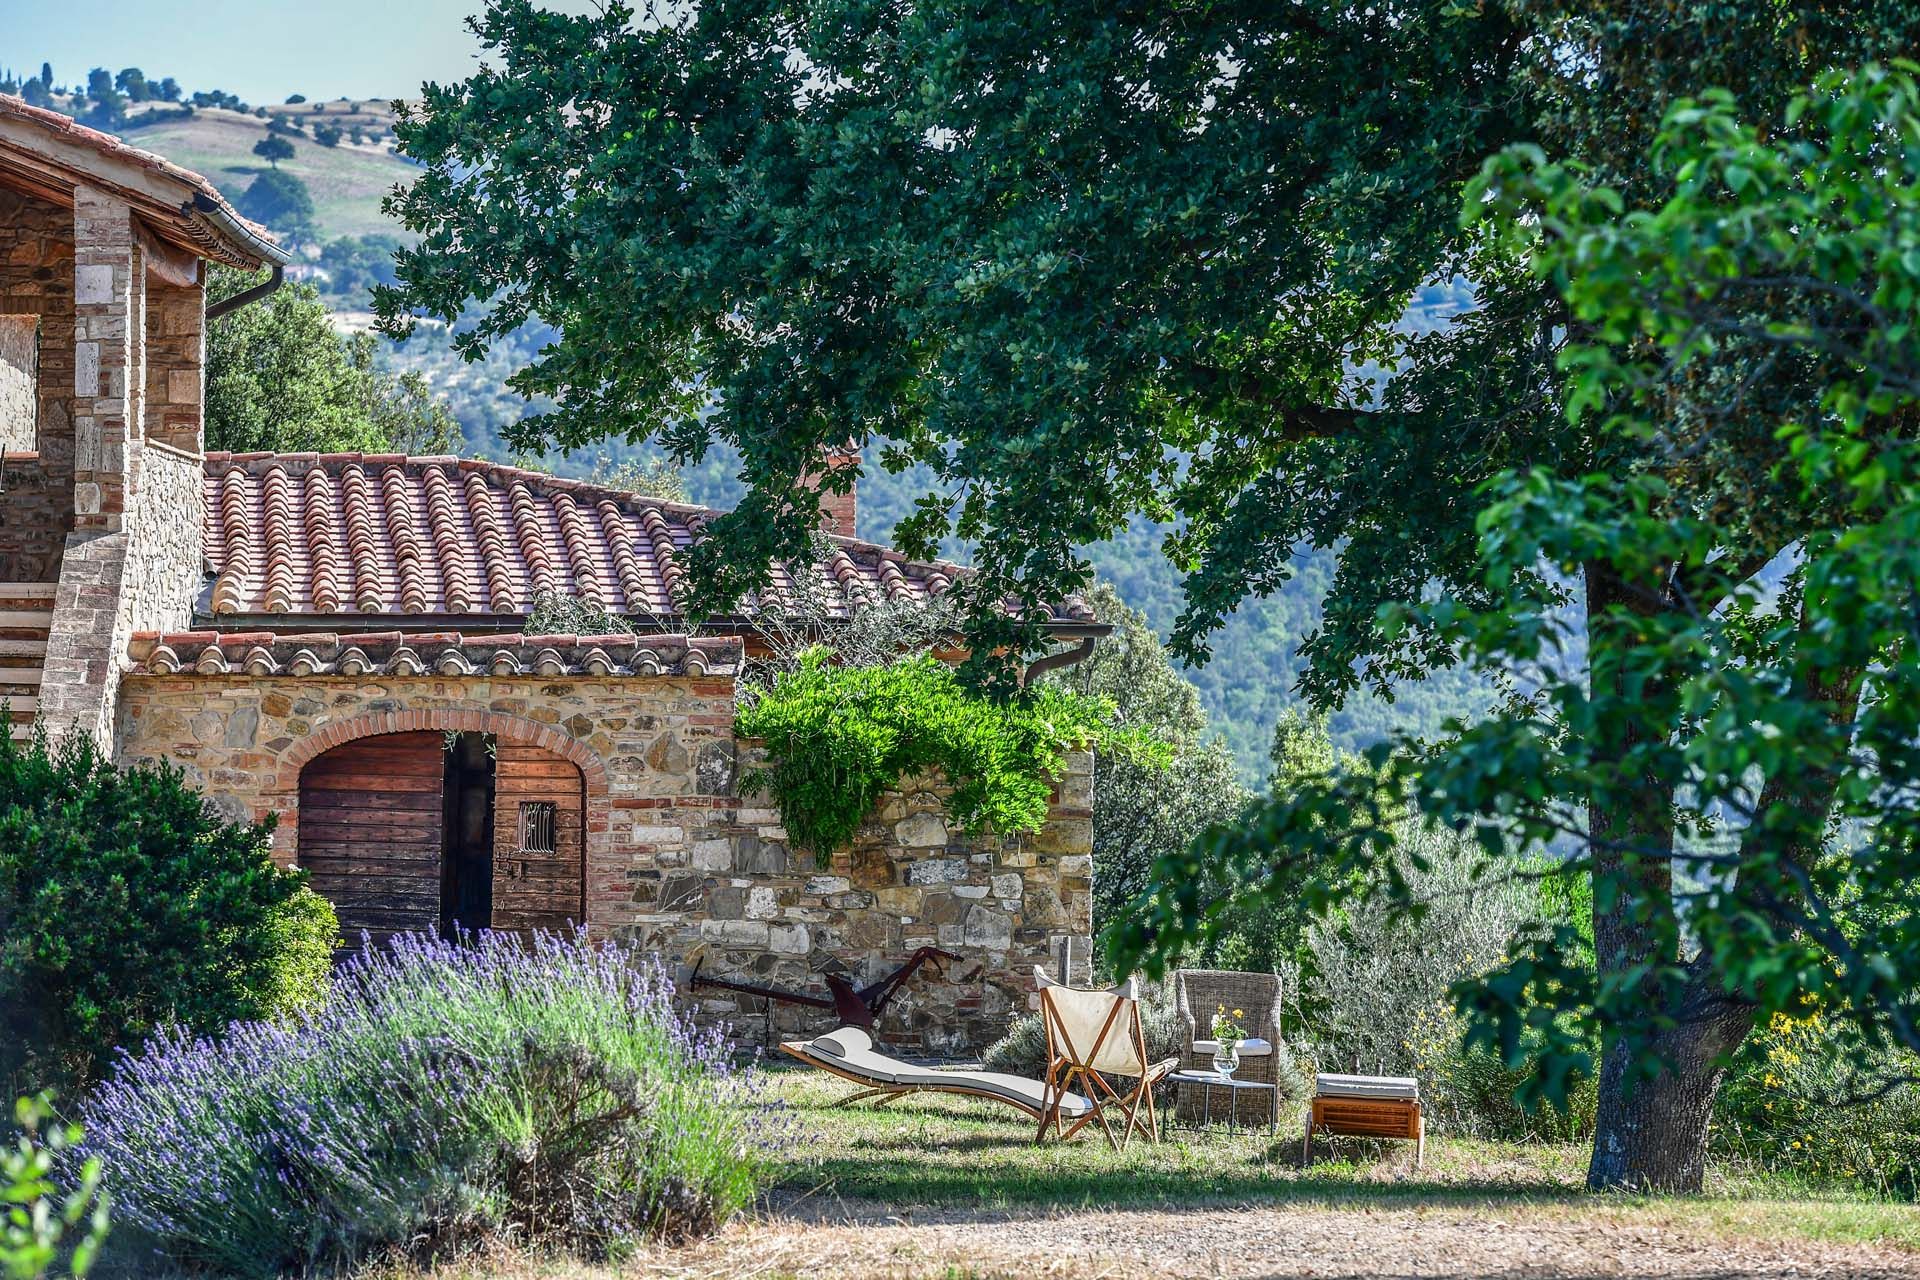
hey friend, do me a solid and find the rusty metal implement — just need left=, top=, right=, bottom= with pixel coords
left=686, top=946, right=970, bottom=1030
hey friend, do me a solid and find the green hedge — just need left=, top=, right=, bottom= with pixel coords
left=0, top=729, right=337, bottom=1094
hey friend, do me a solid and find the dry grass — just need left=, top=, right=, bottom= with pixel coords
left=360, top=1070, right=1920, bottom=1280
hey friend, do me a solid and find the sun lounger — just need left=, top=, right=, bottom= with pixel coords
left=781, top=1025, right=1094, bottom=1121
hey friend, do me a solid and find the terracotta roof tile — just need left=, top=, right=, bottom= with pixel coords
left=127, top=630, right=743, bottom=680
left=200, top=454, right=1097, bottom=628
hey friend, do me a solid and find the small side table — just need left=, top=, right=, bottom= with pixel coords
left=1160, top=1070, right=1278, bottom=1138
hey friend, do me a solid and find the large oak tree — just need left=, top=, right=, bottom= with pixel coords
left=375, top=0, right=1920, bottom=1189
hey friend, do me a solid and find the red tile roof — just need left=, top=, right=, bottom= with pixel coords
left=201, top=453, right=1095, bottom=628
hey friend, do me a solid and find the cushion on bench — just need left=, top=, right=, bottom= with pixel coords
left=1314, top=1072, right=1420, bottom=1101
left=798, top=1026, right=1094, bottom=1118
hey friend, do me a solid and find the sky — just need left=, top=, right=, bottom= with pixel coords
left=2, top=0, right=601, bottom=104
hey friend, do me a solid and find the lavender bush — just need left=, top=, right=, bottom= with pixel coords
left=78, top=931, right=781, bottom=1275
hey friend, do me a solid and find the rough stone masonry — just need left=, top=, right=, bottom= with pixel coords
left=114, top=649, right=1095, bottom=1053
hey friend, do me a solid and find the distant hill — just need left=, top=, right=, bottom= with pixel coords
left=120, top=99, right=417, bottom=241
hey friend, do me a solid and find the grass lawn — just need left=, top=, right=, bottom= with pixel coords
left=387, top=1068, right=1920, bottom=1280
left=763, top=1071, right=1916, bottom=1241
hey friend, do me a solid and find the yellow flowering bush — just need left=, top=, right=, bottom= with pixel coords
left=1714, top=1004, right=1920, bottom=1197
left=1406, top=999, right=1598, bottom=1143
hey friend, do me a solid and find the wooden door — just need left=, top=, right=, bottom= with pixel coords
left=490, top=741, right=586, bottom=933
left=298, top=731, right=445, bottom=948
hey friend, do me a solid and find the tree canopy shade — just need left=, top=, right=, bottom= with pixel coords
left=374, top=0, right=1532, bottom=686
left=374, top=0, right=1920, bottom=1192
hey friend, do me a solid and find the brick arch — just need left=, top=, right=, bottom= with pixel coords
left=276, top=709, right=608, bottom=793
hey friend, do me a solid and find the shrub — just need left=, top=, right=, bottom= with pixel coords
left=80, top=931, right=782, bottom=1275
left=236, top=166, right=311, bottom=234
left=2, top=1096, right=108, bottom=1280
left=1713, top=1008, right=1920, bottom=1198
left=1404, top=1014, right=1599, bottom=1143
left=0, top=730, right=336, bottom=1094
left=1301, top=822, right=1596, bottom=1141
left=738, top=647, right=1160, bottom=863
left=526, top=588, right=635, bottom=637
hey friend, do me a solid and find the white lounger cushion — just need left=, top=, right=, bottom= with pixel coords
left=1315, top=1072, right=1420, bottom=1100
left=803, top=1026, right=1093, bottom=1118
left=1191, top=1038, right=1273, bottom=1057
left=809, top=1027, right=906, bottom=1086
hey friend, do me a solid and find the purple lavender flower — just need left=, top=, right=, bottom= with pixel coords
left=77, top=928, right=785, bottom=1275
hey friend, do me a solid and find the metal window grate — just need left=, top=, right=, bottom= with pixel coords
left=518, top=801, right=557, bottom=855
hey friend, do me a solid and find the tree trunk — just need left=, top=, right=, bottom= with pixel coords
left=1586, top=989, right=1756, bottom=1192
left=1580, top=560, right=1752, bottom=1193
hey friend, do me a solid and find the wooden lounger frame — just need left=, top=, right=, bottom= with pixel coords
left=1304, top=1094, right=1425, bottom=1168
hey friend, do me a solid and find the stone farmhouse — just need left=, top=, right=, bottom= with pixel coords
left=0, top=95, right=1102, bottom=1053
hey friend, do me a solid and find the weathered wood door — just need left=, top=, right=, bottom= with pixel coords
left=298, top=731, right=445, bottom=947
left=490, top=740, right=586, bottom=933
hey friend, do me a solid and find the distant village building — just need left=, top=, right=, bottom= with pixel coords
left=0, top=94, right=1099, bottom=1052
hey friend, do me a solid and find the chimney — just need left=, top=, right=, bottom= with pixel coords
left=811, top=441, right=860, bottom=539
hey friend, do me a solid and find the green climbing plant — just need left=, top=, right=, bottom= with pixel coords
left=736, top=648, right=1162, bottom=864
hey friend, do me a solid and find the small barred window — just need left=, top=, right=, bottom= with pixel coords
left=517, top=801, right=557, bottom=854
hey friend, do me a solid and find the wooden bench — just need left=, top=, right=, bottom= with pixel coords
left=1303, top=1073, right=1423, bottom=1168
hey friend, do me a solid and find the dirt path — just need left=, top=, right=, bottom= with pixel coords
left=615, top=1202, right=1920, bottom=1280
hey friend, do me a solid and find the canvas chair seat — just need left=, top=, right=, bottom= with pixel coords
left=1033, top=967, right=1177, bottom=1150
left=783, top=1025, right=1093, bottom=1120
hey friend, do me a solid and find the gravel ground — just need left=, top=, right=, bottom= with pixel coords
left=606, top=1201, right=1920, bottom=1280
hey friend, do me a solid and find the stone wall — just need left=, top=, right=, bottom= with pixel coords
left=37, top=191, right=211, bottom=747
left=70, top=186, right=140, bottom=533
left=113, top=669, right=1093, bottom=1054
left=673, top=747, right=1093, bottom=1052
left=143, top=276, right=202, bottom=453
left=119, top=440, right=202, bottom=636
left=0, top=186, right=75, bottom=581
left=36, top=442, right=200, bottom=745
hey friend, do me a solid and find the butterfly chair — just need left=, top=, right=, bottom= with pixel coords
left=1033, top=967, right=1179, bottom=1149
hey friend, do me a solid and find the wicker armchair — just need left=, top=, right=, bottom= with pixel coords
left=1174, top=969, right=1283, bottom=1125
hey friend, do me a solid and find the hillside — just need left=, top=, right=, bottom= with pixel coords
left=120, top=99, right=417, bottom=241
